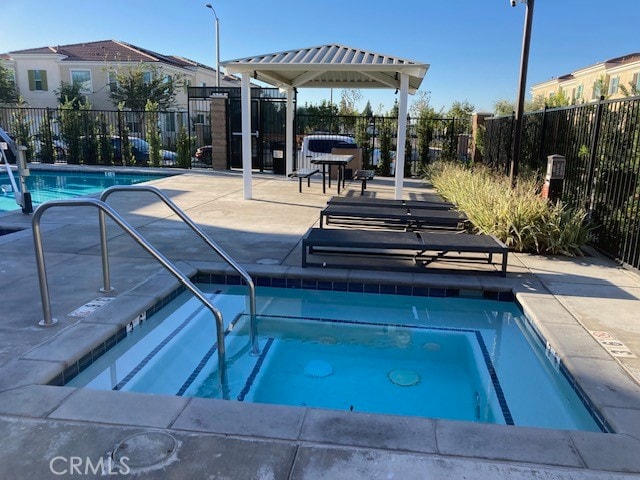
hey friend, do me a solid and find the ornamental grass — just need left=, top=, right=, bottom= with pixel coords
left=426, top=162, right=590, bottom=255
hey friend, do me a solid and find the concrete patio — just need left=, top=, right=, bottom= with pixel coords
left=0, top=165, right=639, bottom=479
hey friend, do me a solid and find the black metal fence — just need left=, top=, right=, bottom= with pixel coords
left=296, top=114, right=466, bottom=175
left=0, top=106, right=187, bottom=165
left=484, top=96, right=640, bottom=269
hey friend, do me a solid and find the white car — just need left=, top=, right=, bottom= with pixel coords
left=298, top=134, right=357, bottom=165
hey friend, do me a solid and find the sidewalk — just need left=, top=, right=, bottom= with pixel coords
left=0, top=166, right=638, bottom=479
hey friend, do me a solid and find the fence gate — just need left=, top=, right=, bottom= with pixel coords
left=188, top=87, right=289, bottom=172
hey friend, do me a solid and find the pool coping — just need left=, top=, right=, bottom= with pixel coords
left=3, top=261, right=640, bottom=474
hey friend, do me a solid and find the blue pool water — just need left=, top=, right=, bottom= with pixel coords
left=0, top=169, right=167, bottom=212
left=68, top=285, right=603, bottom=431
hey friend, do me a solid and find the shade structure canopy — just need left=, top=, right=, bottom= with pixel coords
left=221, top=44, right=429, bottom=199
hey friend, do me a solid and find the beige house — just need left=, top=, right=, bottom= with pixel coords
left=1, top=39, right=239, bottom=110
left=531, top=53, right=640, bottom=104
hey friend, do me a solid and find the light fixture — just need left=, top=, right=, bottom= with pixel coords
left=204, top=3, right=221, bottom=89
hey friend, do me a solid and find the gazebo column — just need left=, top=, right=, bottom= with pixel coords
left=241, top=72, right=252, bottom=199
left=394, top=73, right=409, bottom=200
left=285, top=87, right=295, bottom=176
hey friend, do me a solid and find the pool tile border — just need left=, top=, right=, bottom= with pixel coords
left=195, top=272, right=514, bottom=302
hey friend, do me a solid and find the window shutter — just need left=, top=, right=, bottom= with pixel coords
left=40, top=70, right=48, bottom=91
left=28, top=70, right=35, bottom=91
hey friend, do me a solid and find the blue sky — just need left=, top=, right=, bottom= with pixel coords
left=1, top=0, right=638, bottom=113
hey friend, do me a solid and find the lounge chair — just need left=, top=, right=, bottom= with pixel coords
left=301, top=228, right=508, bottom=276
left=327, top=196, right=454, bottom=210
left=319, top=204, right=467, bottom=230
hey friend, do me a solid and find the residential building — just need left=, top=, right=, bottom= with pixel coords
left=530, top=53, right=640, bottom=104
left=0, top=39, right=239, bottom=110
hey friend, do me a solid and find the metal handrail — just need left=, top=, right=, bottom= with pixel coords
left=32, top=198, right=228, bottom=386
left=99, top=185, right=258, bottom=355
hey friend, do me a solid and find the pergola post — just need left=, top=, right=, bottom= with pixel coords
left=240, top=72, right=252, bottom=199
left=285, top=87, right=295, bottom=176
left=394, top=73, right=409, bottom=200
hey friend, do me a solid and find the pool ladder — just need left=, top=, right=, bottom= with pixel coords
left=32, top=185, right=258, bottom=387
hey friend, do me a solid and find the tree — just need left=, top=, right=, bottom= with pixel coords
left=0, top=60, right=17, bottom=104
left=592, top=75, right=610, bottom=101
left=416, top=107, right=436, bottom=170
left=145, top=99, right=162, bottom=167
left=620, top=81, right=639, bottom=97
left=409, top=90, right=432, bottom=117
left=361, top=100, right=373, bottom=118
left=377, top=121, right=393, bottom=176
left=107, top=63, right=180, bottom=111
left=493, top=99, right=515, bottom=116
left=12, top=97, right=33, bottom=159
left=447, top=100, right=475, bottom=134
left=55, top=81, right=86, bottom=109
left=297, top=100, right=339, bottom=133
left=176, top=125, right=191, bottom=168
left=338, top=89, right=362, bottom=116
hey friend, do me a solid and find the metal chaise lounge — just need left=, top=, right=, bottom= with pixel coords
left=301, top=228, right=508, bottom=276
left=327, top=196, right=455, bottom=210
left=319, top=204, right=468, bottom=230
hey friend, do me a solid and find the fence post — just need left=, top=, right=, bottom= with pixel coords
left=507, top=112, right=515, bottom=176
left=585, top=96, right=605, bottom=218
left=539, top=105, right=548, bottom=167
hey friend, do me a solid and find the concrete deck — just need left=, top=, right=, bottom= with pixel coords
left=0, top=165, right=639, bottom=479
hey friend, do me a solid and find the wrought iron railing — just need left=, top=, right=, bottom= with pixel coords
left=484, top=96, right=640, bottom=269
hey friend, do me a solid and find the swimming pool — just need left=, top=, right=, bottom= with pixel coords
left=0, top=169, right=167, bottom=212
left=67, top=284, right=603, bottom=432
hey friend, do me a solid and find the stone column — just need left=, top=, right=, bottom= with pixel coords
left=210, top=94, right=228, bottom=170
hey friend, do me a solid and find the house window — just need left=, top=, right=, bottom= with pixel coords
left=28, top=69, right=48, bottom=91
left=163, top=74, right=173, bottom=93
left=576, top=84, right=583, bottom=100
left=70, top=70, right=92, bottom=93
left=592, top=81, right=601, bottom=99
left=634, top=73, right=640, bottom=91
left=183, top=79, right=191, bottom=94
left=609, top=76, right=620, bottom=95
left=200, top=82, right=206, bottom=87
left=164, top=112, right=176, bottom=132
left=143, top=71, right=152, bottom=85
left=108, top=71, right=119, bottom=93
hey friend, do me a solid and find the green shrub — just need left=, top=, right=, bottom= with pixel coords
left=426, top=162, right=591, bottom=255
left=176, top=126, right=191, bottom=168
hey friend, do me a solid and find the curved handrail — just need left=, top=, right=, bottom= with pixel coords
left=32, top=198, right=228, bottom=386
left=99, top=185, right=258, bottom=355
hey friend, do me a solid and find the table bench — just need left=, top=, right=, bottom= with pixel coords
left=289, top=168, right=320, bottom=193
left=353, top=169, right=375, bottom=195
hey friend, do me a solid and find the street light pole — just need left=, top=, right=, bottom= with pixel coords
left=205, top=3, right=220, bottom=89
left=509, top=0, right=535, bottom=185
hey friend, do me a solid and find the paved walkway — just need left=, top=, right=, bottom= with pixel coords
left=0, top=165, right=639, bottom=479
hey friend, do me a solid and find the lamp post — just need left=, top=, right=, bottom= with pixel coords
left=509, top=0, right=535, bottom=185
left=205, top=3, right=220, bottom=88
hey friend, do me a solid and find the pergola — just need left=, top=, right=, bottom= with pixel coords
left=222, top=44, right=429, bottom=200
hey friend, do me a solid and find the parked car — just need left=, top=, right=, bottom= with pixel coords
left=110, top=137, right=177, bottom=166
left=195, top=145, right=213, bottom=165
left=298, top=134, right=357, bottom=161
